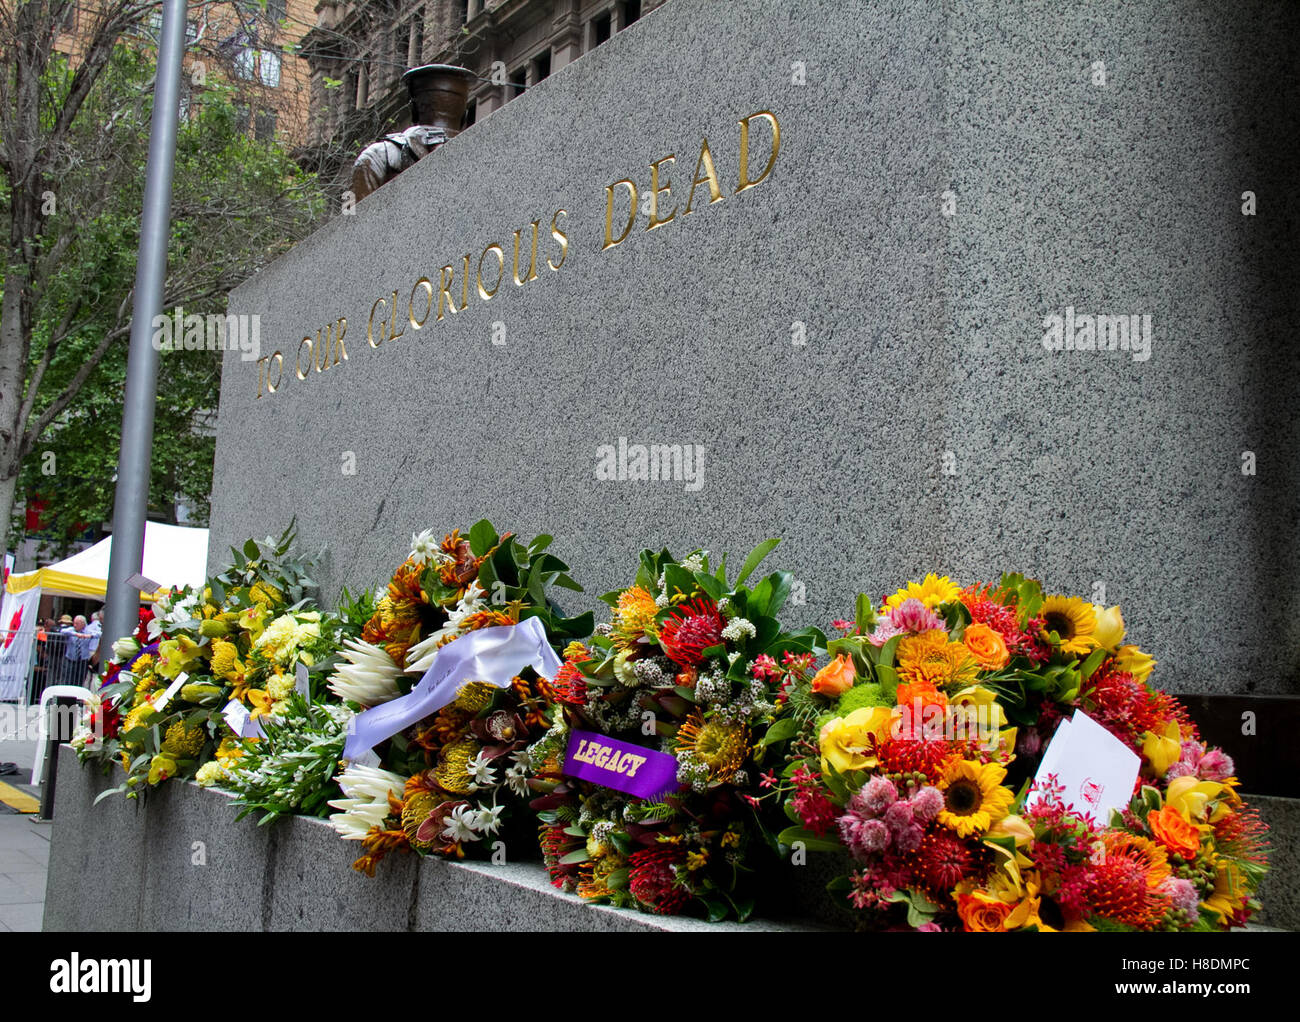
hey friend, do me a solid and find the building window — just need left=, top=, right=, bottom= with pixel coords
left=267, top=0, right=286, bottom=19
left=259, top=49, right=281, bottom=87
left=255, top=109, right=278, bottom=140
left=508, top=67, right=526, bottom=100
left=593, top=12, right=612, bottom=46
left=620, top=1, right=641, bottom=27
left=186, top=20, right=199, bottom=46
left=410, top=13, right=425, bottom=66
left=463, top=99, right=476, bottom=128
left=234, top=104, right=251, bottom=135
left=532, top=50, right=551, bottom=82
left=233, top=47, right=256, bottom=81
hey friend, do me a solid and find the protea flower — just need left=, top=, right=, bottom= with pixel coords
left=657, top=597, right=725, bottom=667
left=328, top=638, right=404, bottom=707
left=327, top=764, right=407, bottom=840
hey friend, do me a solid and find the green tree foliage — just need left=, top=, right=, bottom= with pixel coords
left=4, top=26, right=325, bottom=555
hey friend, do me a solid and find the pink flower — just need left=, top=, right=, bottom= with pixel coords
left=1160, top=877, right=1201, bottom=915
left=851, top=776, right=898, bottom=816
left=910, top=785, right=943, bottom=823
left=1197, top=748, right=1235, bottom=781
left=889, top=598, right=946, bottom=635
left=866, top=619, right=905, bottom=647
left=840, top=817, right=890, bottom=857
left=883, top=801, right=914, bottom=835
left=895, top=823, right=925, bottom=854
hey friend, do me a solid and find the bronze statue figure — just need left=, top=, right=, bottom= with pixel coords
left=350, top=64, right=476, bottom=203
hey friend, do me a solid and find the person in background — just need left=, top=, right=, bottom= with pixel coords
left=86, top=610, right=103, bottom=671
left=53, top=614, right=74, bottom=684
left=29, top=618, right=53, bottom=703
left=60, top=614, right=92, bottom=686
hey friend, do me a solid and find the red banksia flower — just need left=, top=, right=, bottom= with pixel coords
left=658, top=597, right=724, bottom=667
left=628, top=846, right=692, bottom=914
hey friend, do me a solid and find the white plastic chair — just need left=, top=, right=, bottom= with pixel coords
left=31, top=685, right=96, bottom=786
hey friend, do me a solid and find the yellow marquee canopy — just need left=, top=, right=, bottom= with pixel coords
left=6, top=522, right=210, bottom=601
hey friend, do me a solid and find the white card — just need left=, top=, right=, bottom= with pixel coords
left=295, top=661, right=310, bottom=698
left=151, top=671, right=188, bottom=711
left=1027, top=709, right=1140, bottom=823
left=221, top=698, right=250, bottom=735
left=125, top=572, right=162, bottom=593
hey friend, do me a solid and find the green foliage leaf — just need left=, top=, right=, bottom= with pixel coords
left=734, top=538, right=780, bottom=587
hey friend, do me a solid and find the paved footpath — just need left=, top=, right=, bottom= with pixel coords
left=0, top=713, right=47, bottom=932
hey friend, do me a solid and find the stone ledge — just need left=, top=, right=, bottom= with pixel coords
left=42, top=747, right=1295, bottom=931
left=42, top=746, right=824, bottom=932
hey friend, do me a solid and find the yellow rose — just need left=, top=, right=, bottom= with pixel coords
left=818, top=706, right=893, bottom=775
left=1114, top=644, right=1155, bottom=683
left=1091, top=605, right=1126, bottom=651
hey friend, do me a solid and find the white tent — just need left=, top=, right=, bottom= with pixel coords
left=1, top=523, right=209, bottom=700
left=5, top=522, right=209, bottom=601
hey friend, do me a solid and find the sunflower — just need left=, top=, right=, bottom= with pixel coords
left=611, top=586, right=660, bottom=648
left=884, top=573, right=962, bottom=613
left=937, top=759, right=1014, bottom=837
left=897, top=629, right=980, bottom=690
left=1040, top=594, right=1098, bottom=655
left=676, top=711, right=749, bottom=783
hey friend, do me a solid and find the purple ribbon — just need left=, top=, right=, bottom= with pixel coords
left=562, top=728, right=680, bottom=800
left=343, top=617, right=561, bottom=762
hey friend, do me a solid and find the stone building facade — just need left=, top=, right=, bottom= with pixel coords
left=54, top=0, right=318, bottom=145
left=298, top=0, right=668, bottom=190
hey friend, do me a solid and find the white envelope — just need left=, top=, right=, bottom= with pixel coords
left=1026, top=709, right=1140, bottom=823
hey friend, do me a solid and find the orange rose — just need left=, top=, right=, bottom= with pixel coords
left=956, top=891, right=1013, bottom=932
left=962, top=622, right=1010, bottom=671
left=811, top=653, right=856, bottom=696
left=1148, top=804, right=1201, bottom=859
